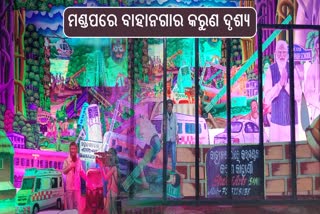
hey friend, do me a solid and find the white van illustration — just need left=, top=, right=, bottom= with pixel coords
left=16, top=168, right=64, bottom=214
left=151, top=113, right=210, bottom=145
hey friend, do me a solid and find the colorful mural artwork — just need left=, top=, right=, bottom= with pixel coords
left=0, top=0, right=319, bottom=213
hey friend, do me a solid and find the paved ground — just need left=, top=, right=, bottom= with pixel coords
left=125, top=205, right=320, bottom=214
left=35, top=194, right=320, bottom=214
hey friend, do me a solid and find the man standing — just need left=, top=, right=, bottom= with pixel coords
left=264, top=40, right=302, bottom=142
left=305, top=37, right=320, bottom=122
left=63, top=142, right=88, bottom=211
left=163, top=99, right=179, bottom=172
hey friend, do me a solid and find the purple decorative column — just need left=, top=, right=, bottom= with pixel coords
left=295, top=0, right=320, bottom=47
left=255, top=0, right=277, bottom=56
left=0, top=0, right=15, bottom=113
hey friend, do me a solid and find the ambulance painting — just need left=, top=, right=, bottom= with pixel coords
left=16, top=168, right=64, bottom=214
left=151, top=113, right=210, bottom=145
left=14, top=148, right=68, bottom=188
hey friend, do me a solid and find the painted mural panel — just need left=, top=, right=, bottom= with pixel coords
left=0, top=0, right=319, bottom=213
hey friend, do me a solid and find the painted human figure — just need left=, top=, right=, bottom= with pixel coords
left=45, top=120, right=56, bottom=138
left=60, top=119, right=69, bottom=136
left=233, top=100, right=259, bottom=125
left=166, top=172, right=183, bottom=198
left=134, top=114, right=162, bottom=187
left=304, top=37, right=320, bottom=122
left=106, top=39, right=128, bottom=87
left=264, top=40, right=302, bottom=142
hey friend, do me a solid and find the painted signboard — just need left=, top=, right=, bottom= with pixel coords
left=294, top=44, right=312, bottom=61
left=206, top=145, right=263, bottom=198
left=79, top=140, right=101, bottom=161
